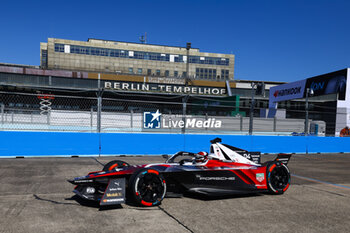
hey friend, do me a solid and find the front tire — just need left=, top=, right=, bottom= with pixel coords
left=129, top=168, right=166, bottom=207
left=266, top=161, right=290, bottom=194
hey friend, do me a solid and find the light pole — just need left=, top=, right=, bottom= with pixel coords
left=304, top=88, right=314, bottom=135
left=249, top=82, right=264, bottom=135
left=182, top=95, right=189, bottom=134
left=185, top=42, right=191, bottom=85
left=182, top=42, right=191, bottom=134
left=249, top=83, right=256, bottom=135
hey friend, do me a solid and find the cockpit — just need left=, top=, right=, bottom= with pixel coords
left=165, top=151, right=209, bottom=165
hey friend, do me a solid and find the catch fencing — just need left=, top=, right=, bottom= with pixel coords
left=0, top=90, right=333, bottom=136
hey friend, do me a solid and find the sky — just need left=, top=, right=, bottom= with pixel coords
left=0, top=0, right=349, bottom=82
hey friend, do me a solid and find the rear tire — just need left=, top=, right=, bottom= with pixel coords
left=129, top=168, right=166, bottom=207
left=102, top=160, right=130, bottom=171
left=266, top=161, right=290, bottom=194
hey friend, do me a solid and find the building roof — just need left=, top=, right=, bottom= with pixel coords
left=87, top=38, right=200, bottom=50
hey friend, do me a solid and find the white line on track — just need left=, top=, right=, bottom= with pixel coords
left=292, top=174, right=350, bottom=190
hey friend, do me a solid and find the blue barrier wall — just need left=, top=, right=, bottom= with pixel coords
left=0, top=131, right=99, bottom=157
left=0, top=131, right=349, bottom=157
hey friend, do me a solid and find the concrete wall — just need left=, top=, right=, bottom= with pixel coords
left=0, top=131, right=349, bottom=157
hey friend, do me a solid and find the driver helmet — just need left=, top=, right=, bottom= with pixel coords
left=195, top=151, right=208, bottom=163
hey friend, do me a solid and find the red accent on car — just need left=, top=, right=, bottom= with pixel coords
left=141, top=200, right=153, bottom=206
left=88, top=165, right=145, bottom=177
left=230, top=170, right=255, bottom=185
left=148, top=170, right=159, bottom=175
left=88, top=171, right=103, bottom=176
left=109, top=164, right=118, bottom=170
left=148, top=164, right=171, bottom=168
left=37, top=94, right=55, bottom=100
left=283, top=183, right=290, bottom=192
left=269, top=164, right=276, bottom=172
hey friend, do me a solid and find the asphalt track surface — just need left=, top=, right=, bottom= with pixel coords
left=1, top=154, right=350, bottom=233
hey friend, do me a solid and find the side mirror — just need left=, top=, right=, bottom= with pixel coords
left=162, top=154, right=169, bottom=159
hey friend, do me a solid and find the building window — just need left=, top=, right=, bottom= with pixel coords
left=41, top=50, right=48, bottom=68
left=196, top=68, right=217, bottom=80
left=137, top=68, right=142, bottom=74
left=221, top=70, right=229, bottom=79
left=165, top=70, right=169, bottom=77
left=156, top=70, right=161, bottom=76
left=54, top=43, right=230, bottom=66
left=147, top=69, right=152, bottom=75
left=129, top=67, right=133, bottom=74
left=174, top=71, right=178, bottom=77
left=182, top=72, right=187, bottom=77
left=54, top=44, right=64, bottom=52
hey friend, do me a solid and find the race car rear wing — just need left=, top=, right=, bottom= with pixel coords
left=274, top=153, right=292, bottom=165
left=219, top=144, right=261, bottom=164
left=210, top=138, right=261, bottom=164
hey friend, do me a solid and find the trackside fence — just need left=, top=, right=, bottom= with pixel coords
left=0, top=91, right=332, bottom=135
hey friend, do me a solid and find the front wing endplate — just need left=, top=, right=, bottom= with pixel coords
left=100, top=178, right=126, bottom=206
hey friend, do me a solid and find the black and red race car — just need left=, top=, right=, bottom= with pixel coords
left=68, top=138, right=291, bottom=207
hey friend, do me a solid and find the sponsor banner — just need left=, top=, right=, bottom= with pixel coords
left=104, top=81, right=226, bottom=96
left=269, top=79, right=306, bottom=107
left=305, top=70, right=347, bottom=100
left=100, top=178, right=125, bottom=206
left=269, top=69, right=348, bottom=108
left=143, top=110, right=222, bottom=130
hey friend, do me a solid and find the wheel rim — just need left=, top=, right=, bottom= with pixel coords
left=270, top=165, right=289, bottom=191
left=136, top=173, right=165, bottom=204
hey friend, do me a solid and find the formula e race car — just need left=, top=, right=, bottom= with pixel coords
left=68, top=138, right=292, bottom=207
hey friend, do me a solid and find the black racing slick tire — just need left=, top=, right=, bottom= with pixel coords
left=102, top=160, right=130, bottom=171
left=129, top=168, right=166, bottom=207
left=266, top=161, right=291, bottom=194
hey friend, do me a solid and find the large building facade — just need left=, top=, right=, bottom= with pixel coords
left=40, top=38, right=235, bottom=81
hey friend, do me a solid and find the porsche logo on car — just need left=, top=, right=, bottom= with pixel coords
left=196, top=175, right=235, bottom=181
